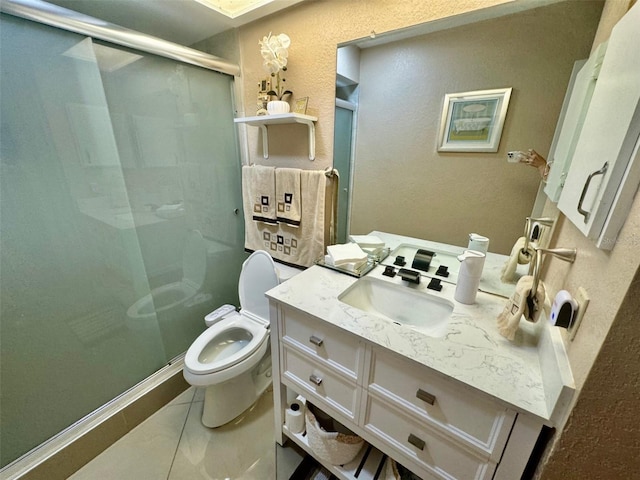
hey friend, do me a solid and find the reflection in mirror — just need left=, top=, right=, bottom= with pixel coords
left=334, top=1, right=603, bottom=256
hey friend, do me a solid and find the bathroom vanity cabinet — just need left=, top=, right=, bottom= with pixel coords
left=267, top=262, right=574, bottom=480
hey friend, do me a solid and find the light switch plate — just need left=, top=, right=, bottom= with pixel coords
left=569, top=287, right=590, bottom=341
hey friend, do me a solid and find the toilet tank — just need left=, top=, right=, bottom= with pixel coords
left=275, top=262, right=303, bottom=282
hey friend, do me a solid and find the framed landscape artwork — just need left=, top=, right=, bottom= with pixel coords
left=438, top=88, right=512, bottom=152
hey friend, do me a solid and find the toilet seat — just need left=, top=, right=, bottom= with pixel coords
left=185, top=313, right=269, bottom=385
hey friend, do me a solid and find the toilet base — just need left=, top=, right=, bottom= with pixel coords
left=201, top=353, right=272, bottom=428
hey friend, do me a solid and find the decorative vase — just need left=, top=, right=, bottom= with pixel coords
left=267, top=100, right=290, bottom=115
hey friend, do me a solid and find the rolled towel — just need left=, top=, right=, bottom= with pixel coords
left=326, top=243, right=368, bottom=266
left=500, top=237, right=537, bottom=283
left=497, top=275, right=546, bottom=340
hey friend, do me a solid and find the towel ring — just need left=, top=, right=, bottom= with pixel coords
left=530, top=247, right=577, bottom=297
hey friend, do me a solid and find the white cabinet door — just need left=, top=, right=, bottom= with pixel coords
left=557, top=3, right=640, bottom=246
left=544, top=43, right=606, bottom=202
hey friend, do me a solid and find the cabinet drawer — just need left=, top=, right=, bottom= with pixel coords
left=368, top=349, right=514, bottom=455
left=282, top=346, right=360, bottom=419
left=281, top=308, right=362, bottom=379
left=364, top=396, right=496, bottom=480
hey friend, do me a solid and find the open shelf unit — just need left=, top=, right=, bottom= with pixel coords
left=234, top=113, right=318, bottom=160
left=283, top=425, right=389, bottom=480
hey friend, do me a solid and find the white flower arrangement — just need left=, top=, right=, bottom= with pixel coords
left=259, top=32, right=292, bottom=100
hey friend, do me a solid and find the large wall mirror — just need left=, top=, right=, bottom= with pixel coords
left=334, top=0, right=604, bottom=255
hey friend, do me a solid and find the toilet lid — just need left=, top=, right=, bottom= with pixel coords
left=183, top=230, right=207, bottom=287
left=238, top=250, right=279, bottom=326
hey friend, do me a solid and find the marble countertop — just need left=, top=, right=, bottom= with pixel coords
left=266, top=233, right=574, bottom=425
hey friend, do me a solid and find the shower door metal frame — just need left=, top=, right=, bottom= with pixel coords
left=0, top=0, right=241, bottom=77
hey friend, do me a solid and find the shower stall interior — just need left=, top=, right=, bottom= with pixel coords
left=0, top=8, right=245, bottom=468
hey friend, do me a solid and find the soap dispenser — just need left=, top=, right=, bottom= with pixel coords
left=468, top=233, right=489, bottom=254
left=454, top=250, right=486, bottom=304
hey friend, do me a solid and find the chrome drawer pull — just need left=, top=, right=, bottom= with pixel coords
left=309, top=335, right=324, bottom=347
left=577, top=161, right=608, bottom=223
left=408, top=433, right=426, bottom=451
left=309, top=374, right=323, bottom=386
left=416, top=388, right=436, bottom=405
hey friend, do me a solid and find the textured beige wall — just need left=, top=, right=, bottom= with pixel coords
left=540, top=266, right=640, bottom=479
left=538, top=1, right=640, bottom=477
left=235, top=0, right=521, bottom=170
left=350, top=2, right=602, bottom=254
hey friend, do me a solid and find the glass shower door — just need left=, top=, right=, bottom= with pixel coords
left=0, top=14, right=244, bottom=468
left=94, top=39, right=245, bottom=359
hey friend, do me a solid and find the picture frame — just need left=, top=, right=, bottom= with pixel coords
left=437, top=88, right=512, bottom=152
left=293, top=97, right=309, bottom=114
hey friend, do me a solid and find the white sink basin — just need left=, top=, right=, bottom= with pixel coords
left=338, top=277, right=453, bottom=337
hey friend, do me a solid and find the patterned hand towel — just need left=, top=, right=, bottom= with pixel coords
left=249, top=165, right=277, bottom=224
left=275, top=168, right=301, bottom=227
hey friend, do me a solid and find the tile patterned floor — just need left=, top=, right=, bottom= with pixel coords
left=69, top=387, right=303, bottom=479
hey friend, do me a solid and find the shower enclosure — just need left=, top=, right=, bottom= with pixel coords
left=0, top=9, right=245, bottom=468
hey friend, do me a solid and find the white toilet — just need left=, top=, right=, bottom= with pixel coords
left=183, top=250, right=295, bottom=428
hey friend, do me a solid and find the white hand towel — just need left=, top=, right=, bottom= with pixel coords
left=327, top=243, right=368, bottom=266
left=500, top=237, right=537, bottom=283
left=250, top=165, right=277, bottom=224
left=275, top=168, right=301, bottom=227
left=348, top=235, right=385, bottom=249
left=497, top=275, right=546, bottom=340
left=324, top=255, right=368, bottom=272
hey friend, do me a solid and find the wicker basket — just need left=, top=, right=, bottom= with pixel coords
left=305, top=405, right=364, bottom=465
left=384, top=457, right=401, bottom=479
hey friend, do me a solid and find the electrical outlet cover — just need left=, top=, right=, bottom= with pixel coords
left=570, top=287, right=590, bottom=341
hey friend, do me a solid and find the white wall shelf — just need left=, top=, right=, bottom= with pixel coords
left=234, top=113, right=318, bottom=160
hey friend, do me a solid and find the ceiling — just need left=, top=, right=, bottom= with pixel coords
left=44, top=0, right=304, bottom=46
